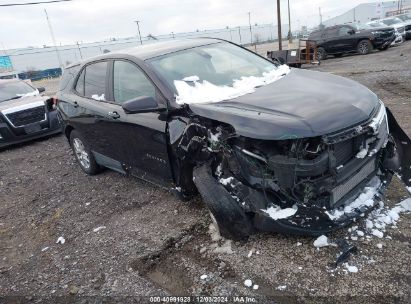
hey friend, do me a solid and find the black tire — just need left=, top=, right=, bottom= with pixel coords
left=317, top=47, right=327, bottom=61
left=333, top=53, right=343, bottom=58
left=193, top=164, right=254, bottom=240
left=69, top=130, right=100, bottom=175
left=357, top=40, right=372, bottom=55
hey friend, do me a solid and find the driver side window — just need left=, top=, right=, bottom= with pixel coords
left=339, top=27, right=352, bottom=37
left=113, top=61, right=156, bottom=104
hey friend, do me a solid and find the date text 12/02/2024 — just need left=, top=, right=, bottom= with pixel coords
left=149, top=296, right=257, bottom=303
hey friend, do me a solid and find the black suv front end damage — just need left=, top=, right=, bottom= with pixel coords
left=171, top=103, right=411, bottom=239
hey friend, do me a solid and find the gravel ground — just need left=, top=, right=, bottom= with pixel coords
left=1, top=41, right=410, bottom=304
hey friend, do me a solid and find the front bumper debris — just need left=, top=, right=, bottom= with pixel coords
left=192, top=106, right=410, bottom=237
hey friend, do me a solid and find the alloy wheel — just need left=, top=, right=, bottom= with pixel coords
left=358, top=42, right=369, bottom=54
left=73, top=138, right=90, bottom=169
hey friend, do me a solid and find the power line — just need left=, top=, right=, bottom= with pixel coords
left=0, top=0, right=72, bottom=7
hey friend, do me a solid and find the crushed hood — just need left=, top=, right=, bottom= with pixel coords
left=0, top=95, right=47, bottom=112
left=189, top=69, right=379, bottom=140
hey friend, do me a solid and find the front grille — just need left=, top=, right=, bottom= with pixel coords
left=6, top=106, right=46, bottom=127
left=381, top=30, right=394, bottom=38
left=331, top=159, right=376, bottom=206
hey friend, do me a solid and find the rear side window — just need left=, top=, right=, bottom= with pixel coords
left=59, top=65, right=79, bottom=92
left=75, top=69, right=85, bottom=95
left=113, top=60, right=156, bottom=104
left=75, top=61, right=108, bottom=100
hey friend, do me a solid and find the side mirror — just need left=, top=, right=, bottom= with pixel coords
left=349, top=29, right=355, bottom=35
left=37, top=87, right=46, bottom=93
left=122, top=96, right=166, bottom=114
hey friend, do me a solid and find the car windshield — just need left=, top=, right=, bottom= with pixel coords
left=148, top=42, right=289, bottom=104
left=382, top=18, right=403, bottom=26
left=368, top=22, right=385, bottom=28
left=149, top=42, right=277, bottom=89
left=0, top=81, right=37, bottom=102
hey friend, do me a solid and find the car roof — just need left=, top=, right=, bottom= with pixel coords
left=75, top=38, right=223, bottom=66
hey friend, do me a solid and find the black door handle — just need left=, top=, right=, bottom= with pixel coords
left=73, top=101, right=79, bottom=108
left=108, top=111, right=120, bottom=119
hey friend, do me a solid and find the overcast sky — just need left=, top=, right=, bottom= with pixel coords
left=1, top=0, right=367, bottom=49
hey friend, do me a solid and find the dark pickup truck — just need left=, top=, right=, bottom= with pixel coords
left=309, top=23, right=396, bottom=60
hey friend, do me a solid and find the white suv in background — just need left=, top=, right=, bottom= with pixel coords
left=396, top=13, right=411, bottom=40
left=367, top=20, right=403, bottom=46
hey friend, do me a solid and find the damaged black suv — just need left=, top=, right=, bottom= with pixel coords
left=57, top=39, right=411, bottom=240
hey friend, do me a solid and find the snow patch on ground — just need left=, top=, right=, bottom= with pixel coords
left=261, top=204, right=298, bottom=220
left=344, top=263, right=358, bottom=273
left=200, top=274, right=208, bottom=280
left=93, top=226, right=106, bottom=232
left=244, top=279, right=253, bottom=287
left=219, top=177, right=234, bottom=186
left=276, top=285, right=287, bottom=291
left=174, top=65, right=291, bottom=105
left=56, top=237, right=65, bottom=244
left=313, top=235, right=329, bottom=248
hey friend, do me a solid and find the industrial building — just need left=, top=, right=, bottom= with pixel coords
left=323, top=0, right=411, bottom=26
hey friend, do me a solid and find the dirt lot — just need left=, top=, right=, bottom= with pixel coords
left=1, top=42, right=410, bottom=303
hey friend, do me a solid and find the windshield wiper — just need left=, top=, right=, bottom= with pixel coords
left=1, top=96, right=22, bottom=102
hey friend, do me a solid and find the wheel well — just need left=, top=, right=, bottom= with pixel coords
left=357, top=39, right=370, bottom=45
left=64, top=125, right=74, bottom=140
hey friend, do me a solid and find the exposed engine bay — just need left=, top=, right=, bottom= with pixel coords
left=170, top=102, right=411, bottom=239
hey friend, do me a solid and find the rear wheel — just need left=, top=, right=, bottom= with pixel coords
left=316, top=47, right=327, bottom=61
left=357, top=40, right=372, bottom=55
left=70, top=130, right=100, bottom=175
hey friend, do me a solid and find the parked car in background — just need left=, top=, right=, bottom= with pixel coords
left=395, top=13, right=411, bottom=39
left=308, top=24, right=395, bottom=60
left=367, top=21, right=403, bottom=46
left=57, top=39, right=411, bottom=240
left=378, top=17, right=407, bottom=39
left=0, top=79, right=61, bottom=148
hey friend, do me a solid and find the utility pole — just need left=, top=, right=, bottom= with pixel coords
left=248, top=12, right=253, bottom=44
left=228, top=27, right=233, bottom=41
left=277, top=0, right=282, bottom=50
left=134, top=20, right=143, bottom=45
left=76, top=41, right=83, bottom=59
left=44, top=9, right=63, bottom=69
left=319, top=7, right=323, bottom=27
left=238, top=27, right=242, bottom=44
left=287, top=0, right=292, bottom=43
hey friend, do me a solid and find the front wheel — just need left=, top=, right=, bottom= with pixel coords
left=317, top=47, right=327, bottom=61
left=357, top=40, right=372, bottom=55
left=70, top=130, right=100, bottom=175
